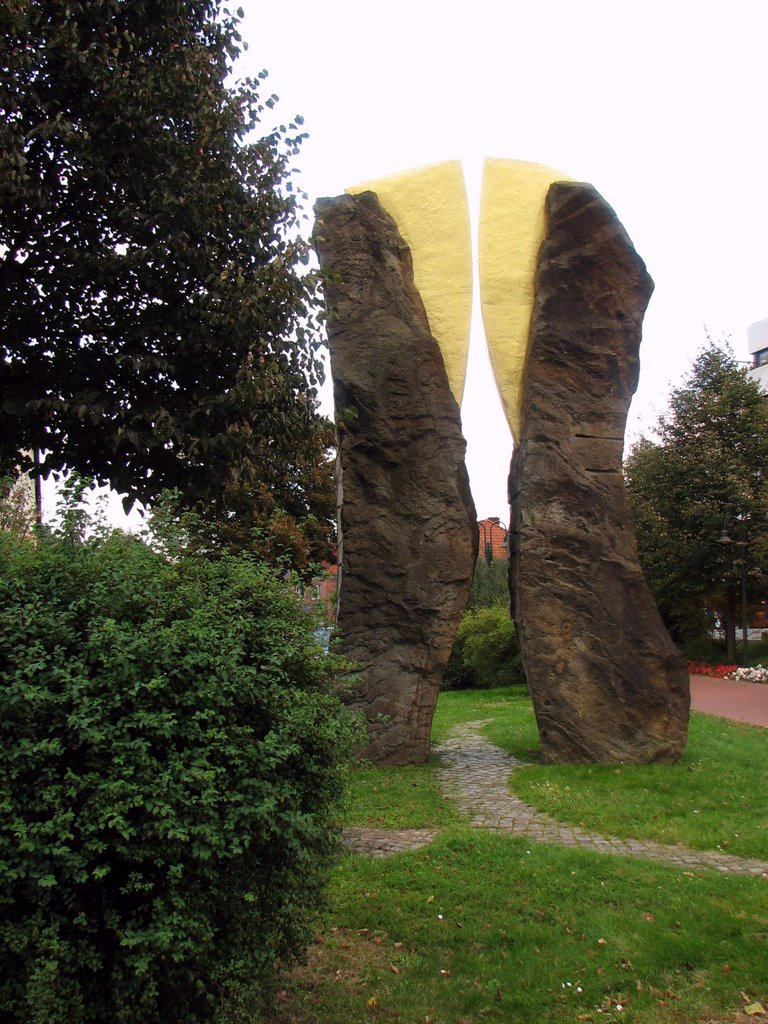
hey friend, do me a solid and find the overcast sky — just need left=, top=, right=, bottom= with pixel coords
left=237, top=0, right=768, bottom=521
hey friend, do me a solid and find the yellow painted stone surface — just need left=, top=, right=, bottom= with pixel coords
left=347, top=161, right=472, bottom=405
left=478, top=158, right=571, bottom=442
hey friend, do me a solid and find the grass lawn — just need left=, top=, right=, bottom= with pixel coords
left=342, top=762, right=462, bottom=830
left=266, top=689, right=768, bottom=1024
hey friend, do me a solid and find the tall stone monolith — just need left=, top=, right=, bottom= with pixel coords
left=313, top=192, right=478, bottom=765
left=508, top=182, right=690, bottom=764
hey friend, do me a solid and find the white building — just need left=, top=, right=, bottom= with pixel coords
left=747, top=318, right=768, bottom=392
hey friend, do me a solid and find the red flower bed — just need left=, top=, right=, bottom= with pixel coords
left=688, top=661, right=738, bottom=678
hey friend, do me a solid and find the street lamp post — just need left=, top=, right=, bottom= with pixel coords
left=479, top=517, right=508, bottom=567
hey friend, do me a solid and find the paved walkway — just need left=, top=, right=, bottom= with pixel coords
left=345, top=719, right=768, bottom=878
left=690, top=673, right=768, bottom=727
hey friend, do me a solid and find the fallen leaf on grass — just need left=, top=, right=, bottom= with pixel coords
left=745, top=1004, right=766, bottom=1016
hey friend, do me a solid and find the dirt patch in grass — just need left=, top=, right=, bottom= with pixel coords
left=701, top=1012, right=768, bottom=1024
left=269, top=927, right=404, bottom=1023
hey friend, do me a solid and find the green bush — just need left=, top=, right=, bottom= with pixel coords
left=444, top=603, right=526, bottom=689
left=0, top=527, right=355, bottom=1023
left=744, top=633, right=768, bottom=666
left=679, top=633, right=727, bottom=664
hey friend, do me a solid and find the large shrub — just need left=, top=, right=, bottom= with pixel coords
left=0, top=527, right=354, bottom=1023
left=444, top=603, right=525, bottom=689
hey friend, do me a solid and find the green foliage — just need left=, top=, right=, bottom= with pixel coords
left=444, top=603, right=525, bottom=689
left=157, top=432, right=337, bottom=578
left=678, top=632, right=728, bottom=665
left=0, top=523, right=355, bottom=1023
left=467, top=557, right=510, bottom=610
left=624, top=340, right=768, bottom=644
left=0, top=0, right=334, bottom=568
left=743, top=632, right=768, bottom=666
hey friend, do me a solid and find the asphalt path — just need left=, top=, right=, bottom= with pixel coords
left=689, top=674, right=768, bottom=727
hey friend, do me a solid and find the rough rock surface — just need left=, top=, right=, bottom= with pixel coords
left=313, top=192, right=478, bottom=765
left=508, top=182, right=690, bottom=764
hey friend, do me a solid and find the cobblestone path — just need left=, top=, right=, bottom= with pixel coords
left=345, top=720, right=768, bottom=878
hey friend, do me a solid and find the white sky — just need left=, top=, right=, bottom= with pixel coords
left=236, top=0, right=768, bottom=522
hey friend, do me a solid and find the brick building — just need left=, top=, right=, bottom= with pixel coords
left=478, top=516, right=508, bottom=564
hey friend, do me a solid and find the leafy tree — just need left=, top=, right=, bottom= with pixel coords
left=625, top=341, right=768, bottom=657
left=0, top=0, right=333, bottom=564
left=159, top=417, right=337, bottom=578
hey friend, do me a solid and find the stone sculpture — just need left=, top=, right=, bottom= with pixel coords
left=312, top=190, right=478, bottom=765
left=314, top=158, right=690, bottom=767
left=507, top=181, right=690, bottom=762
